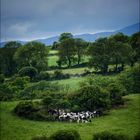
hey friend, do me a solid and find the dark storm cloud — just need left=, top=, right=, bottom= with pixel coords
left=1, top=0, right=139, bottom=41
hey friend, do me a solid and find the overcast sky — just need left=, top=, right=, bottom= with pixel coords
left=0, top=0, right=139, bottom=41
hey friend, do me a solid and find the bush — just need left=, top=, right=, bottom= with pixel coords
left=14, top=101, right=39, bottom=119
left=68, top=85, right=110, bottom=111
left=0, top=84, right=13, bottom=101
left=79, top=76, right=116, bottom=89
left=134, top=131, right=140, bottom=140
left=0, top=76, right=30, bottom=100
left=107, top=82, right=126, bottom=106
left=50, top=130, right=81, bottom=140
left=53, top=70, right=70, bottom=80
left=18, top=66, right=38, bottom=79
left=0, top=74, right=5, bottom=83
left=36, top=71, right=50, bottom=81
left=31, top=136, right=49, bottom=140
left=93, top=131, right=128, bottom=140
left=118, top=64, right=140, bottom=93
left=20, top=81, right=62, bottom=99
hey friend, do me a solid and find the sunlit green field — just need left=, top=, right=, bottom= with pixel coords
left=0, top=94, right=139, bottom=140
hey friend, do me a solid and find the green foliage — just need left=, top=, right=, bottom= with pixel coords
left=130, top=32, right=140, bottom=62
left=20, top=81, right=63, bottom=99
left=14, top=101, right=39, bottom=119
left=0, top=76, right=29, bottom=101
left=18, top=66, right=38, bottom=79
left=42, top=96, right=53, bottom=109
left=50, top=130, right=81, bottom=140
left=37, top=71, right=50, bottom=80
left=55, top=99, right=71, bottom=110
left=107, top=83, right=126, bottom=106
left=0, top=74, right=5, bottom=83
left=74, top=38, right=87, bottom=65
left=59, top=33, right=73, bottom=42
left=14, top=41, right=48, bottom=71
left=118, top=64, right=140, bottom=93
left=134, top=131, right=140, bottom=140
left=0, top=84, right=13, bottom=101
left=88, top=38, right=110, bottom=73
left=58, top=38, right=76, bottom=67
left=53, top=70, right=70, bottom=80
left=0, top=41, right=21, bottom=76
left=79, top=75, right=116, bottom=88
left=93, top=131, right=128, bottom=140
left=31, top=136, right=49, bottom=140
left=68, top=85, right=110, bottom=111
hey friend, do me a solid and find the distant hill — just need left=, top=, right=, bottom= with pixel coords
left=35, top=23, right=140, bottom=45
left=1, top=23, right=139, bottom=47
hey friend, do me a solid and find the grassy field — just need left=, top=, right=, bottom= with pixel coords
left=52, top=76, right=87, bottom=91
left=0, top=94, right=139, bottom=140
left=47, top=50, right=90, bottom=68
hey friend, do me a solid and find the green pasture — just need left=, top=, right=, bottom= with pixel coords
left=0, top=94, right=139, bottom=140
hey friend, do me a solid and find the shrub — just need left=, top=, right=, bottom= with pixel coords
left=0, top=74, right=5, bottom=83
left=53, top=70, right=63, bottom=79
left=79, top=76, right=116, bottom=89
left=14, top=101, right=39, bottom=119
left=68, top=85, right=110, bottom=111
left=134, top=131, right=140, bottom=140
left=107, top=82, right=126, bottom=106
left=93, top=131, right=128, bottom=140
left=31, top=136, right=49, bottom=140
left=37, top=71, right=50, bottom=81
left=53, top=70, right=70, bottom=80
left=20, top=81, right=62, bottom=99
left=118, top=64, right=140, bottom=93
left=18, top=66, right=38, bottom=79
left=0, top=76, right=30, bottom=100
left=0, top=84, right=13, bottom=101
left=50, top=130, right=81, bottom=140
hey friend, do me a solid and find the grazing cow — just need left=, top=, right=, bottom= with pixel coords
left=57, top=110, right=101, bottom=123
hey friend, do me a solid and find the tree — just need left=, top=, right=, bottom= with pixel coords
left=58, top=38, right=76, bottom=67
left=52, top=41, right=60, bottom=50
left=59, top=33, right=73, bottom=42
left=58, top=33, right=76, bottom=67
left=109, top=33, right=133, bottom=71
left=14, top=41, right=48, bottom=71
left=0, top=41, right=21, bottom=76
left=130, top=32, right=140, bottom=64
left=74, top=38, right=87, bottom=65
left=88, top=38, right=111, bottom=74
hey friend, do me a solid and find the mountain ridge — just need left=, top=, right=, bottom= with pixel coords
left=1, top=23, right=139, bottom=47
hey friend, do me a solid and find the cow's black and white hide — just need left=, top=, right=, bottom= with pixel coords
left=58, top=110, right=100, bottom=123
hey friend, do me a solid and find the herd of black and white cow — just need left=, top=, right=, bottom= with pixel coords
left=48, top=109, right=103, bottom=123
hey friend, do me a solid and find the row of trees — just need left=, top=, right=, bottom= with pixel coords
left=55, top=32, right=140, bottom=73
left=0, top=32, right=139, bottom=76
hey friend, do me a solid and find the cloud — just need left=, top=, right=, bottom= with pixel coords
left=1, top=0, right=139, bottom=41
left=9, top=23, right=30, bottom=35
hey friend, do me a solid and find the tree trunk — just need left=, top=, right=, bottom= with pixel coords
left=115, top=58, right=118, bottom=72
left=77, top=55, right=80, bottom=65
left=67, top=57, right=71, bottom=68
left=121, top=63, right=124, bottom=71
left=77, top=50, right=81, bottom=65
